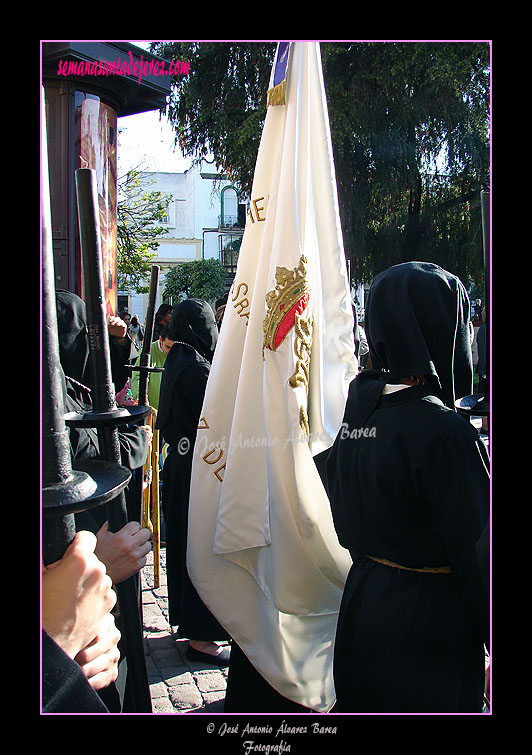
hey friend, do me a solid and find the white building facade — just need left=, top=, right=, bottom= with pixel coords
left=118, top=161, right=247, bottom=322
left=119, top=160, right=366, bottom=327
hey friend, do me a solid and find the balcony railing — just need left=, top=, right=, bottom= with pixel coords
left=218, top=215, right=244, bottom=229
left=222, top=249, right=239, bottom=274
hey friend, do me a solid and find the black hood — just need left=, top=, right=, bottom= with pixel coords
left=365, top=261, right=473, bottom=410
left=55, top=290, right=90, bottom=384
left=156, top=299, right=218, bottom=433
left=166, top=298, right=218, bottom=363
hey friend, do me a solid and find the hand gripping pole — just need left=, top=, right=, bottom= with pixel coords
left=74, top=168, right=152, bottom=713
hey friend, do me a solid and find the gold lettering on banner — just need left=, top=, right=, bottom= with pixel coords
left=198, top=416, right=209, bottom=430
left=234, top=297, right=249, bottom=315
left=231, top=281, right=251, bottom=325
left=203, top=445, right=225, bottom=483
left=232, top=282, right=248, bottom=302
left=247, top=196, right=267, bottom=224
left=203, top=446, right=223, bottom=465
left=253, top=197, right=266, bottom=221
left=214, top=464, right=225, bottom=482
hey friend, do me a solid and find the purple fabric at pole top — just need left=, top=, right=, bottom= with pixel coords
left=273, top=42, right=290, bottom=86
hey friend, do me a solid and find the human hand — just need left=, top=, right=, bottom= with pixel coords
left=140, top=424, right=153, bottom=445
left=42, top=531, right=116, bottom=660
left=107, top=315, right=128, bottom=339
left=95, top=521, right=152, bottom=584
left=74, top=612, right=121, bottom=690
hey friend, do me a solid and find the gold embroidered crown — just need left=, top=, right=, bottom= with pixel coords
left=263, top=255, right=310, bottom=356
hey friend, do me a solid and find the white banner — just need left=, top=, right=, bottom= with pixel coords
left=187, top=41, right=357, bottom=712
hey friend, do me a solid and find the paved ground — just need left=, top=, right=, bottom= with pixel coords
left=141, top=546, right=230, bottom=714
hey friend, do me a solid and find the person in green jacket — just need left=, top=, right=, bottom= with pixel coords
left=130, top=325, right=174, bottom=410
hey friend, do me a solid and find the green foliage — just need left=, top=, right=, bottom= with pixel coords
left=320, top=41, right=490, bottom=284
left=153, top=41, right=490, bottom=287
left=117, top=170, right=173, bottom=293
left=163, top=258, right=227, bottom=304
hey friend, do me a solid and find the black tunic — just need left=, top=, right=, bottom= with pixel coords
left=55, top=289, right=149, bottom=525
left=42, top=631, right=109, bottom=713
left=326, top=263, right=489, bottom=713
left=327, top=375, right=489, bottom=712
left=156, top=300, right=229, bottom=639
left=52, top=290, right=148, bottom=712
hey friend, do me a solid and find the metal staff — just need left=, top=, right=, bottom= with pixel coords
left=136, top=265, right=161, bottom=408
left=128, top=265, right=162, bottom=520
left=74, top=168, right=152, bottom=713
left=41, top=98, right=130, bottom=566
left=480, top=190, right=490, bottom=406
left=455, top=189, right=490, bottom=421
left=42, top=219, right=131, bottom=564
left=130, top=265, right=163, bottom=585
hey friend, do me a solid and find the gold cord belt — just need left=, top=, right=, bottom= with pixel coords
left=365, top=555, right=451, bottom=574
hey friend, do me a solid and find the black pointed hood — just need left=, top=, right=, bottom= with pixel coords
left=55, top=290, right=90, bottom=384
left=156, top=299, right=218, bottom=433
left=166, top=298, right=218, bottom=363
left=365, top=261, right=473, bottom=409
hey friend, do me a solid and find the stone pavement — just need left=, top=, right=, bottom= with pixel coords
left=140, top=546, right=230, bottom=714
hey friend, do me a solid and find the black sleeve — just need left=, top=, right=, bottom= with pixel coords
left=109, top=335, right=138, bottom=394
left=68, top=392, right=148, bottom=472
left=118, top=423, right=149, bottom=471
left=42, top=631, right=109, bottom=713
left=421, top=429, right=490, bottom=642
left=182, top=362, right=210, bottom=428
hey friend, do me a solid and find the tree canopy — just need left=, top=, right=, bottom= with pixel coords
left=321, top=42, right=490, bottom=287
left=163, top=258, right=227, bottom=304
left=151, top=41, right=490, bottom=290
left=116, top=168, right=173, bottom=293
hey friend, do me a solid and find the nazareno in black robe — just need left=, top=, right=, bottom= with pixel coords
left=49, top=291, right=148, bottom=712
left=156, top=299, right=230, bottom=640
left=55, top=290, right=149, bottom=523
left=326, top=262, right=490, bottom=713
left=55, top=289, right=137, bottom=396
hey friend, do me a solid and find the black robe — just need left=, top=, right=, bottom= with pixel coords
left=55, top=290, right=149, bottom=527
left=56, top=288, right=137, bottom=394
left=50, top=291, right=148, bottom=712
left=42, top=631, right=109, bottom=713
left=66, top=379, right=148, bottom=528
left=156, top=300, right=229, bottom=639
left=327, top=263, right=490, bottom=713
